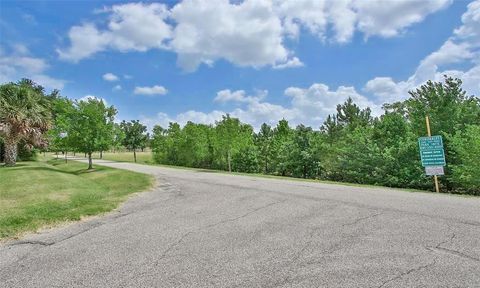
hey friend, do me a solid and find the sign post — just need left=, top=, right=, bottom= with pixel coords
left=418, top=116, right=445, bottom=193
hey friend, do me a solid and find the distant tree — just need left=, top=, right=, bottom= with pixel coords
left=404, top=76, right=480, bottom=190
left=151, top=125, right=168, bottom=163
left=0, top=80, right=52, bottom=166
left=448, top=125, right=480, bottom=194
left=271, top=119, right=293, bottom=176
left=68, top=98, right=116, bottom=169
left=215, top=115, right=253, bottom=172
left=120, top=120, right=147, bottom=163
left=48, top=97, right=75, bottom=162
left=255, top=123, right=274, bottom=173
left=111, top=123, right=125, bottom=153
left=335, top=97, right=372, bottom=130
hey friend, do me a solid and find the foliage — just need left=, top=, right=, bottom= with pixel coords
left=67, top=98, right=116, bottom=169
left=0, top=79, right=52, bottom=165
left=149, top=77, right=479, bottom=195
left=2, top=76, right=479, bottom=195
left=120, top=120, right=148, bottom=162
left=447, top=125, right=480, bottom=194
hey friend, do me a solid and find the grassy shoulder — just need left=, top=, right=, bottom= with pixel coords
left=0, top=156, right=153, bottom=240
left=90, top=151, right=433, bottom=194
left=92, top=151, right=153, bottom=165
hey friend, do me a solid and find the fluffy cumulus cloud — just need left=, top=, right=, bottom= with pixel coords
left=102, top=72, right=119, bottom=81
left=170, top=0, right=291, bottom=71
left=134, top=85, right=168, bottom=96
left=58, top=0, right=451, bottom=70
left=365, top=0, right=480, bottom=102
left=0, top=44, right=64, bottom=90
left=58, top=2, right=171, bottom=62
left=354, top=0, right=451, bottom=38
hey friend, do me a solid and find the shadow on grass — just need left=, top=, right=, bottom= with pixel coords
left=10, top=164, right=105, bottom=176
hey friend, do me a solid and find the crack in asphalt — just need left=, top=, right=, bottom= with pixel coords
left=426, top=233, right=480, bottom=263
left=342, top=211, right=382, bottom=227
left=377, top=259, right=437, bottom=288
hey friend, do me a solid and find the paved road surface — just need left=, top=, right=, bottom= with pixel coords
left=1, top=159, right=479, bottom=287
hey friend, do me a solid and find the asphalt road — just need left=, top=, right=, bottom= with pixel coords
left=1, top=159, right=480, bottom=288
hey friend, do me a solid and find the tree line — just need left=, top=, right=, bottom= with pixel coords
left=1, top=77, right=479, bottom=194
left=150, top=77, right=479, bottom=195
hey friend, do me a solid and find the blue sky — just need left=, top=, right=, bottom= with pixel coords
left=1, top=0, right=479, bottom=129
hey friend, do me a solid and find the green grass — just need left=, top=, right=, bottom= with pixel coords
left=88, top=151, right=429, bottom=193
left=92, top=151, right=153, bottom=165
left=0, top=157, right=153, bottom=240
left=82, top=151, right=470, bottom=196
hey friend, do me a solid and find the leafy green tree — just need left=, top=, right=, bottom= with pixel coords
left=403, top=76, right=480, bottom=190
left=151, top=125, right=168, bottom=164
left=120, top=120, right=148, bottom=163
left=68, top=98, right=116, bottom=169
left=215, top=115, right=254, bottom=172
left=48, top=97, right=75, bottom=162
left=0, top=80, right=52, bottom=166
left=336, top=97, right=372, bottom=130
left=111, top=123, right=126, bottom=153
left=289, top=125, right=319, bottom=178
left=271, top=119, right=293, bottom=176
left=448, top=125, right=480, bottom=194
left=255, top=123, right=274, bottom=173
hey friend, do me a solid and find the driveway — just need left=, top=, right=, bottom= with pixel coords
left=1, top=159, right=479, bottom=287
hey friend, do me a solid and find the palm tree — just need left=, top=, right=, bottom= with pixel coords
left=0, top=80, right=52, bottom=166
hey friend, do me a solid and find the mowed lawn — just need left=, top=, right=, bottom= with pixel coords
left=0, top=157, right=153, bottom=239
left=92, top=151, right=153, bottom=165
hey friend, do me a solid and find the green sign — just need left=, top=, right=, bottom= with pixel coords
left=418, top=135, right=446, bottom=167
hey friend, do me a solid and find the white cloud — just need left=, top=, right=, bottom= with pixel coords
left=214, top=89, right=266, bottom=104
left=103, top=72, right=119, bottom=81
left=58, top=2, right=171, bottom=62
left=113, top=84, right=122, bottom=91
left=58, top=0, right=450, bottom=71
left=134, top=85, right=168, bottom=96
left=0, top=44, right=65, bottom=90
left=170, top=0, right=291, bottom=71
left=79, top=94, right=108, bottom=105
left=354, top=0, right=451, bottom=39
left=273, top=57, right=304, bottom=69
left=364, top=0, right=480, bottom=102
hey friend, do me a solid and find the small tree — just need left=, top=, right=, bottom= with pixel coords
left=120, top=120, right=147, bottom=163
left=68, top=98, right=116, bottom=169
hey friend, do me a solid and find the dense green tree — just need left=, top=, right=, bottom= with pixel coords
left=215, top=115, right=254, bottom=172
left=448, top=125, right=480, bottom=194
left=48, top=97, right=75, bottom=162
left=120, top=120, right=148, bottom=163
left=0, top=80, right=52, bottom=166
left=255, top=123, right=274, bottom=173
left=68, top=98, right=116, bottom=169
left=111, top=123, right=126, bottom=153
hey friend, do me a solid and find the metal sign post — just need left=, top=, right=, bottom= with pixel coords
left=421, top=116, right=442, bottom=193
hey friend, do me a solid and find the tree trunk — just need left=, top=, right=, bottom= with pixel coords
left=227, top=150, right=232, bottom=172
left=88, top=152, right=93, bottom=170
left=100, top=150, right=103, bottom=159
left=84, top=152, right=87, bottom=158
left=65, top=151, right=68, bottom=163
left=134, top=149, right=137, bottom=163
left=4, top=140, right=17, bottom=166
